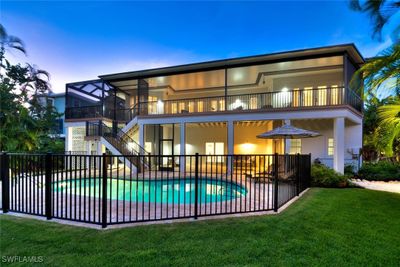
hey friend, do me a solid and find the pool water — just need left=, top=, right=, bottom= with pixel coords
left=53, top=178, right=247, bottom=204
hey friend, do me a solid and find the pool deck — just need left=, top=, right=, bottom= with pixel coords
left=2, top=168, right=299, bottom=228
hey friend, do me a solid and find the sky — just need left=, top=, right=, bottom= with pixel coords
left=1, top=1, right=397, bottom=93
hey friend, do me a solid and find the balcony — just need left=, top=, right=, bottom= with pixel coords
left=65, top=87, right=362, bottom=122
left=129, top=87, right=362, bottom=118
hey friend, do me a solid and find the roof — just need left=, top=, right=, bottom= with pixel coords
left=99, top=43, right=365, bottom=82
left=48, top=92, right=65, bottom=98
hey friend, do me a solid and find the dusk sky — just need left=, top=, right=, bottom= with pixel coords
left=2, top=1, right=396, bottom=93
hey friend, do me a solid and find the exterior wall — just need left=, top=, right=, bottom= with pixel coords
left=292, top=119, right=362, bottom=170
left=185, top=123, right=227, bottom=155
left=233, top=122, right=274, bottom=154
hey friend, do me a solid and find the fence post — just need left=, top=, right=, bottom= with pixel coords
left=273, top=153, right=279, bottom=212
left=45, top=152, right=52, bottom=220
left=1, top=152, right=10, bottom=213
left=102, top=153, right=108, bottom=228
left=296, top=153, right=300, bottom=196
left=194, top=153, right=199, bottom=219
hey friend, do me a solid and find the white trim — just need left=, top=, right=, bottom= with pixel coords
left=136, top=108, right=362, bottom=126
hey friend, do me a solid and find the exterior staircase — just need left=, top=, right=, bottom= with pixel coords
left=86, top=121, right=149, bottom=172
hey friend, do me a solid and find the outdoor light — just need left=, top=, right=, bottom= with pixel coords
left=233, top=71, right=243, bottom=81
left=282, top=87, right=289, bottom=92
left=242, top=142, right=255, bottom=152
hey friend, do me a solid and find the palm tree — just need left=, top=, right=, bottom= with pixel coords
left=0, top=24, right=26, bottom=54
left=350, top=0, right=400, bottom=41
left=351, top=1, right=400, bottom=157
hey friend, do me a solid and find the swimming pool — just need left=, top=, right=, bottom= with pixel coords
left=53, top=178, right=247, bottom=204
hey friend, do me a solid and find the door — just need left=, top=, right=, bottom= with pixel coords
left=159, top=139, right=174, bottom=171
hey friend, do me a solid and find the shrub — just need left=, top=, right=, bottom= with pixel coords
left=311, top=164, right=348, bottom=187
left=344, top=164, right=356, bottom=176
left=358, top=161, right=400, bottom=181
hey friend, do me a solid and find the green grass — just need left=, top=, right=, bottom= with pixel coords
left=1, top=188, right=400, bottom=266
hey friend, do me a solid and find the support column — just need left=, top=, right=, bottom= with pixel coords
left=180, top=122, right=186, bottom=174
left=227, top=120, right=234, bottom=173
left=333, top=117, right=345, bottom=174
left=97, top=141, right=102, bottom=169
left=284, top=119, right=291, bottom=154
left=139, top=123, right=145, bottom=153
left=96, top=141, right=101, bottom=155
left=65, top=127, right=71, bottom=152
left=86, top=140, right=91, bottom=167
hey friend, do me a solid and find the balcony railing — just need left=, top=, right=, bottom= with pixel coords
left=66, top=87, right=362, bottom=121
left=131, top=87, right=362, bottom=117
left=65, top=105, right=119, bottom=120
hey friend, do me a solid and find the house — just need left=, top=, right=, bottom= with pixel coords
left=64, top=44, right=364, bottom=174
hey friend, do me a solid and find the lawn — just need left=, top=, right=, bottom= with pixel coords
left=1, top=188, right=400, bottom=266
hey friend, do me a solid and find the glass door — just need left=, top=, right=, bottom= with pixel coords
left=159, top=139, right=174, bottom=171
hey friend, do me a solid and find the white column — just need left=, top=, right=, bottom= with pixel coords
left=96, top=141, right=102, bottom=169
left=65, top=127, right=71, bottom=151
left=97, top=141, right=102, bottom=155
left=333, top=117, right=345, bottom=174
left=180, top=122, right=186, bottom=174
left=138, top=123, right=144, bottom=153
left=227, top=120, right=234, bottom=173
left=86, top=141, right=91, bottom=167
left=284, top=119, right=291, bottom=154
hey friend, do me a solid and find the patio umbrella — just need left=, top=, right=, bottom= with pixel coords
left=256, top=124, right=320, bottom=154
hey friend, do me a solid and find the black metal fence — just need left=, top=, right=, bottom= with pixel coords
left=1, top=153, right=311, bottom=227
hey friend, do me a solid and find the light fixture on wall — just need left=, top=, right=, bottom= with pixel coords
left=282, top=87, right=288, bottom=92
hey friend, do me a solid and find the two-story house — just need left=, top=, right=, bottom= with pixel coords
left=64, top=44, right=364, bottom=174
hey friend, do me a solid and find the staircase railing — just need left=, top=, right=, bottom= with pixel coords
left=86, top=121, right=150, bottom=169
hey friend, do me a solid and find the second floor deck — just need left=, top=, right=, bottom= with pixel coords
left=65, top=86, right=362, bottom=122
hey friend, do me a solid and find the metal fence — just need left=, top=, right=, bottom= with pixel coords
left=1, top=153, right=311, bottom=228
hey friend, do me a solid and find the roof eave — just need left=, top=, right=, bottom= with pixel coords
left=99, top=43, right=365, bottom=82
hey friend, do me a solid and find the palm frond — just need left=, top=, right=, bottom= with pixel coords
left=350, top=0, right=400, bottom=40
left=377, top=100, right=400, bottom=154
left=351, top=43, right=400, bottom=95
left=0, top=23, right=26, bottom=55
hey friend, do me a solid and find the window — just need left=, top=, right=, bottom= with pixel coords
left=211, top=100, right=218, bottom=111
left=330, top=85, right=339, bottom=105
left=171, top=103, right=177, bottom=114
left=188, top=101, right=194, bottom=112
left=328, top=138, right=334, bottom=156
left=292, top=88, right=300, bottom=107
left=197, top=101, right=204, bottom=112
left=303, top=87, right=313, bottom=106
left=148, top=96, right=158, bottom=114
left=317, top=86, right=327, bottom=106
left=205, top=142, right=224, bottom=163
left=178, top=102, right=185, bottom=112
left=219, top=99, right=225, bottom=111
left=250, top=97, right=258, bottom=109
left=289, top=139, right=301, bottom=154
left=145, top=142, right=152, bottom=153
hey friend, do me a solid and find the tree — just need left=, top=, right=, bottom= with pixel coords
left=0, top=24, right=63, bottom=152
left=350, top=0, right=400, bottom=159
left=350, top=0, right=400, bottom=41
